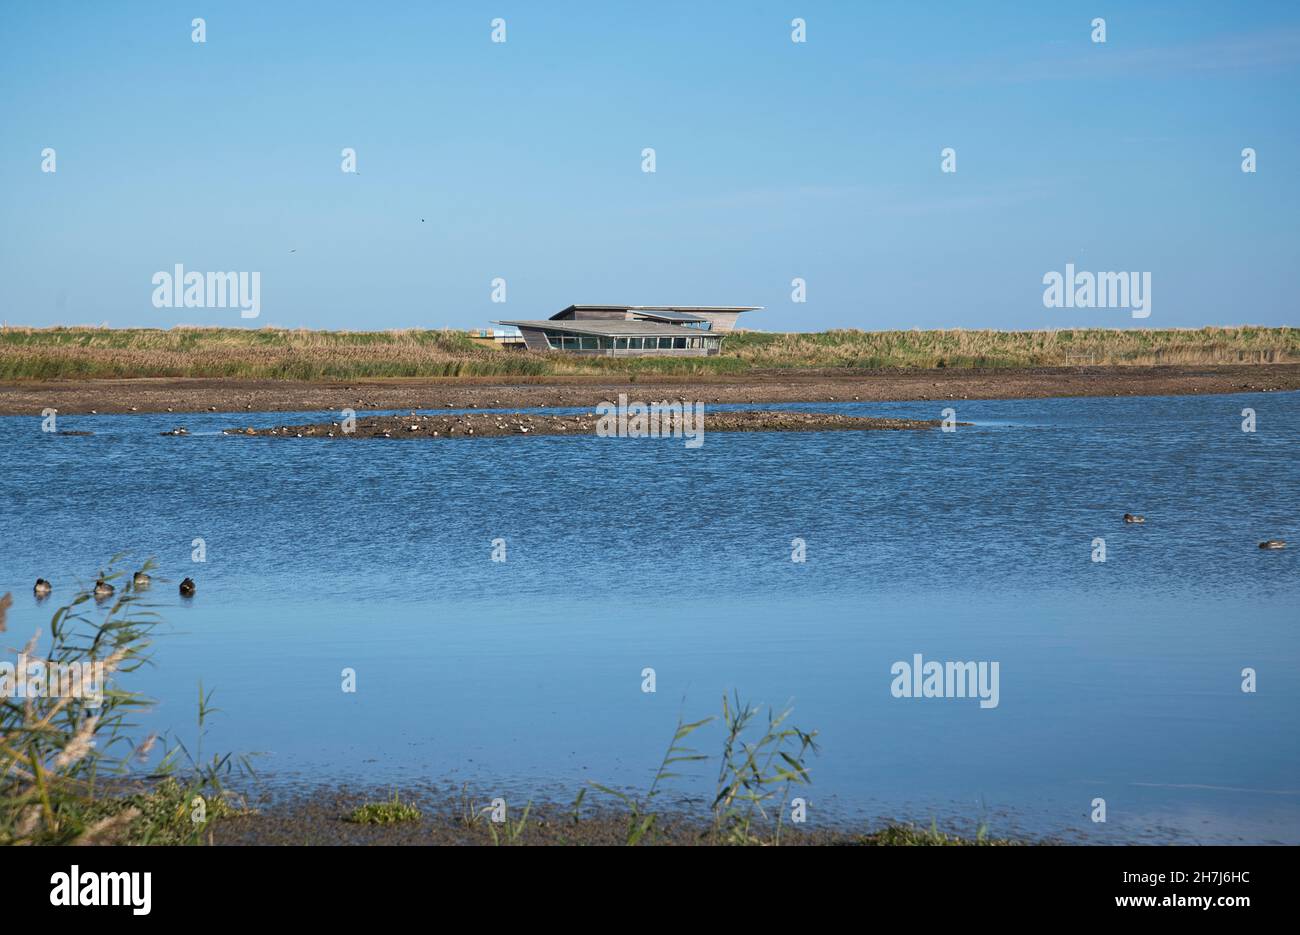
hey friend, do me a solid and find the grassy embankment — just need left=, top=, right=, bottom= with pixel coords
left=0, top=325, right=1295, bottom=381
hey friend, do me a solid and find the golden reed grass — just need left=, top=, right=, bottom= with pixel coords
left=0, top=325, right=1294, bottom=380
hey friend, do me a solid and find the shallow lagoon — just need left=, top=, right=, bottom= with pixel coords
left=2, top=392, right=1296, bottom=843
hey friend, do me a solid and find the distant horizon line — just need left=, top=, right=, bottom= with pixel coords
left=1, top=323, right=1293, bottom=334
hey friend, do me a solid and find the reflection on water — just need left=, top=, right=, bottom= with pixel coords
left=2, top=392, right=1297, bottom=843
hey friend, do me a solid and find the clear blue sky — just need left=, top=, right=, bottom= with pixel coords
left=2, top=1, right=1297, bottom=331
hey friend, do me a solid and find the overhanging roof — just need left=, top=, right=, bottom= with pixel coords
left=632, top=310, right=708, bottom=323
left=550, top=304, right=761, bottom=321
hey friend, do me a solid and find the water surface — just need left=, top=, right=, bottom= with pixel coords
left=2, top=392, right=1296, bottom=843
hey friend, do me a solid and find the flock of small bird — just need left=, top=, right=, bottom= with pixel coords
left=31, top=573, right=196, bottom=601
left=1123, top=513, right=1285, bottom=548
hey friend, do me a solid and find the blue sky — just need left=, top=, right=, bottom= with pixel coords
left=1, top=1, right=1297, bottom=331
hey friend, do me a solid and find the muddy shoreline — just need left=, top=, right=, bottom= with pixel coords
left=206, top=785, right=1025, bottom=846
left=1, top=364, right=1296, bottom=416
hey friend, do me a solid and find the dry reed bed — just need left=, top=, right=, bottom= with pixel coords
left=1, top=325, right=1295, bottom=380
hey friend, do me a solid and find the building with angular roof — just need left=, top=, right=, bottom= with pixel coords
left=494, top=305, right=760, bottom=356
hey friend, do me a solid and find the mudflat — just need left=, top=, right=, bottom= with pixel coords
left=225, top=409, right=949, bottom=440
left=1, top=364, right=1296, bottom=416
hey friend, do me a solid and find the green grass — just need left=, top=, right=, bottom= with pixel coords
left=346, top=792, right=422, bottom=825
left=587, top=692, right=820, bottom=846
left=0, top=325, right=1295, bottom=381
left=854, top=821, right=1017, bottom=846
left=72, top=776, right=244, bottom=845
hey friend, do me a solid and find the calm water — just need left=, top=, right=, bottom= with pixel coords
left=2, top=392, right=1297, bottom=843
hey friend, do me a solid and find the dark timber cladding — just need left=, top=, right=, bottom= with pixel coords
left=494, top=305, right=760, bottom=357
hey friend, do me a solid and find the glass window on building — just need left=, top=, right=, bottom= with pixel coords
left=615, top=338, right=628, bottom=349
left=629, top=337, right=643, bottom=349
left=580, top=336, right=597, bottom=350
left=563, top=335, right=577, bottom=350
left=673, top=337, right=686, bottom=349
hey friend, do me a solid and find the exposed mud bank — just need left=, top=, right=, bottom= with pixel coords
left=2, top=364, right=1296, bottom=416
left=225, top=409, right=950, bottom=439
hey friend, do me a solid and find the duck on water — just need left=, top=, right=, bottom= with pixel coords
left=1118, top=513, right=1285, bottom=550
left=34, top=573, right=194, bottom=599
